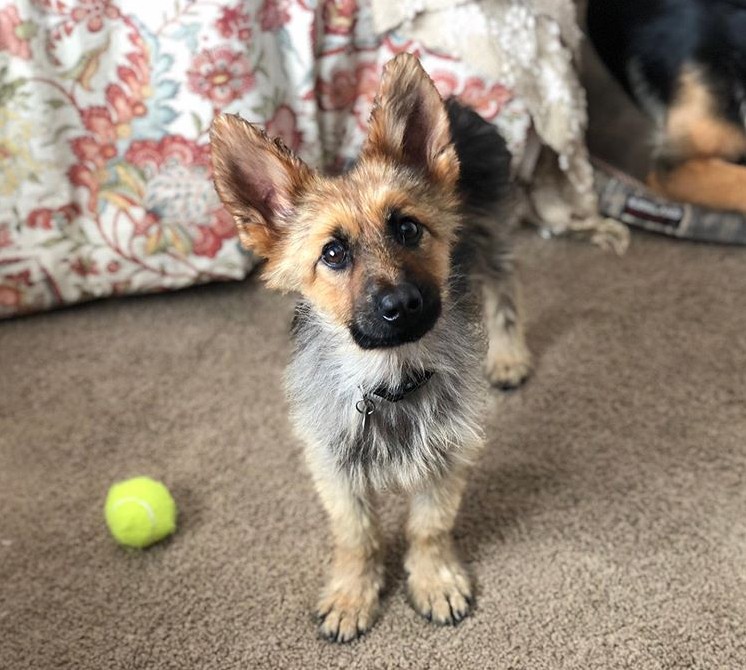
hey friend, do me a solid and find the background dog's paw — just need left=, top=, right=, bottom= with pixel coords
left=485, top=346, right=532, bottom=390
left=316, top=587, right=379, bottom=643
left=407, top=563, right=473, bottom=626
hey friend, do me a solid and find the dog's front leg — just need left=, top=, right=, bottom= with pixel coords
left=313, top=470, right=383, bottom=643
left=405, top=467, right=473, bottom=625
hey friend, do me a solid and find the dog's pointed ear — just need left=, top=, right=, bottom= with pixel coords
left=210, top=114, right=313, bottom=257
left=363, top=54, right=458, bottom=187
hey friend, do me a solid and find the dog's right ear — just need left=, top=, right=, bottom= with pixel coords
left=210, top=114, right=313, bottom=258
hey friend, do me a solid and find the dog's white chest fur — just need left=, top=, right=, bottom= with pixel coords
left=286, top=302, right=486, bottom=491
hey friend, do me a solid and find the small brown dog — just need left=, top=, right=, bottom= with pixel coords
left=210, top=53, right=530, bottom=642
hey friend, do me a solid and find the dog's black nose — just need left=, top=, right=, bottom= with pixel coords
left=377, top=283, right=423, bottom=323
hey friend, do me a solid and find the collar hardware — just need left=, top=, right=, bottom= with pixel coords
left=372, top=369, right=434, bottom=403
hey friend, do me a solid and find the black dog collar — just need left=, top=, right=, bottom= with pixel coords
left=372, top=370, right=434, bottom=403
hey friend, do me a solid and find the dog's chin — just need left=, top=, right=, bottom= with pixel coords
left=349, top=311, right=441, bottom=350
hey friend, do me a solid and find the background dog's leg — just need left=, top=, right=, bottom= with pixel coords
left=649, top=158, right=746, bottom=214
left=313, top=473, right=383, bottom=642
left=482, top=273, right=532, bottom=390
left=405, top=468, right=473, bottom=625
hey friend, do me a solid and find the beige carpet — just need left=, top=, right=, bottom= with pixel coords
left=2, top=230, right=745, bottom=669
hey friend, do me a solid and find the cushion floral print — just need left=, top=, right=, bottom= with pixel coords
left=0, top=0, right=529, bottom=316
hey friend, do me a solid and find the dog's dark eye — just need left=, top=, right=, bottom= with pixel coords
left=393, top=216, right=422, bottom=247
left=321, top=239, right=349, bottom=269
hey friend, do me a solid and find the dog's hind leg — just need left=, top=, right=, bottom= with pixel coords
left=482, top=270, right=532, bottom=390
left=444, top=97, right=531, bottom=388
left=313, top=472, right=384, bottom=643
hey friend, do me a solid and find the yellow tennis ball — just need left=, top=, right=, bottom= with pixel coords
left=104, top=476, right=177, bottom=549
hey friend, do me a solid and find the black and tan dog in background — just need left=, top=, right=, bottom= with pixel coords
left=588, top=0, right=746, bottom=213
left=210, top=54, right=530, bottom=641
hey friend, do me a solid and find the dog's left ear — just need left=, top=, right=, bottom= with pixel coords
left=363, top=53, right=459, bottom=187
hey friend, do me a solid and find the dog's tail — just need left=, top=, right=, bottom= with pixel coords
left=446, top=98, right=515, bottom=277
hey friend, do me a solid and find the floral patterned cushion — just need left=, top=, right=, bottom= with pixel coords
left=0, top=0, right=530, bottom=317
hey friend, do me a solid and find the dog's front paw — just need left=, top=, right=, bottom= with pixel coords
left=316, top=579, right=381, bottom=643
left=485, top=345, right=532, bottom=390
left=406, top=556, right=473, bottom=626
